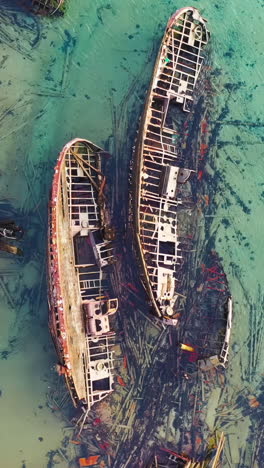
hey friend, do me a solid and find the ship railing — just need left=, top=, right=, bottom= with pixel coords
left=83, top=332, right=116, bottom=409
left=141, top=191, right=181, bottom=207
left=219, top=297, right=233, bottom=367
left=140, top=205, right=177, bottom=218
left=143, top=146, right=179, bottom=162
left=143, top=144, right=179, bottom=161
left=78, top=267, right=103, bottom=300
left=65, top=148, right=100, bottom=231
left=144, top=138, right=178, bottom=161
left=167, top=12, right=189, bottom=95
left=140, top=172, right=160, bottom=183
left=143, top=154, right=177, bottom=169
left=159, top=16, right=206, bottom=112
left=140, top=215, right=177, bottom=240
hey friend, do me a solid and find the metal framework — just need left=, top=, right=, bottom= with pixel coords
left=134, top=7, right=210, bottom=320
left=48, top=139, right=117, bottom=408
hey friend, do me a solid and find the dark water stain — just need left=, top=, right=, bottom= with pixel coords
left=224, top=81, right=246, bottom=92
left=224, top=47, right=235, bottom=58
left=222, top=218, right=231, bottom=228
left=62, top=29, right=76, bottom=51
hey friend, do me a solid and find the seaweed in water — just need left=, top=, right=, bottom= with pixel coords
left=0, top=3, right=42, bottom=59
left=46, top=450, right=57, bottom=468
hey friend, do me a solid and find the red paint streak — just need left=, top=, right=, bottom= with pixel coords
left=198, top=170, right=203, bottom=181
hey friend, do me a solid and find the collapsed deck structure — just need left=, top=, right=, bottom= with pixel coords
left=133, top=7, right=210, bottom=322
left=48, top=138, right=118, bottom=408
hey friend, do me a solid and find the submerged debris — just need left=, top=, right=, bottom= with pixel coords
left=0, top=220, right=24, bottom=256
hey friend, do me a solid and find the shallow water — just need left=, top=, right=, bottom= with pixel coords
left=0, top=0, right=264, bottom=467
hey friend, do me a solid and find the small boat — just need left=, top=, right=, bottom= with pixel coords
left=48, top=138, right=118, bottom=408
left=133, top=7, right=210, bottom=322
left=198, top=296, right=233, bottom=371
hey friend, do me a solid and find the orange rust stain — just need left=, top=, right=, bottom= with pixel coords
left=117, top=376, right=126, bottom=387
left=204, top=195, right=210, bottom=205
left=200, top=143, right=208, bottom=156
left=123, top=355, right=128, bottom=369
left=79, top=455, right=100, bottom=467
left=197, top=170, right=203, bottom=181
left=248, top=397, right=260, bottom=408
left=201, top=119, right=208, bottom=133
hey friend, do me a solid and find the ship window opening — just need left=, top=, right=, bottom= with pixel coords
left=92, top=377, right=110, bottom=392
left=95, top=320, right=102, bottom=332
left=80, top=207, right=86, bottom=213
left=159, top=241, right=175, bottom=255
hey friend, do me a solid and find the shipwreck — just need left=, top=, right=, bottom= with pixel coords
left=133, top=7, right=210, bottom=322
left=48, top=138, right=118, bottom=409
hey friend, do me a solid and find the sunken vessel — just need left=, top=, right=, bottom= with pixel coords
left=48, top=138, right=118, bottom=408
left=133, top=7, right=210, bottom=323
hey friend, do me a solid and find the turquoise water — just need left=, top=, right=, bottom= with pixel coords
left=0, top=0, right=264, bottom=467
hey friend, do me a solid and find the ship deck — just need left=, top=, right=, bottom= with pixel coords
left=48, top=138, right=117, bottom=408
left=57, top=162, right=87, bottom=400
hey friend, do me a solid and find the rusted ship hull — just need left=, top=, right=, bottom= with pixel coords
left=133, top=7, right=210, bottom=322
left=48, top=138, right=118, bottom=408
